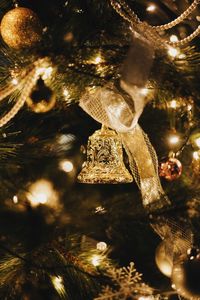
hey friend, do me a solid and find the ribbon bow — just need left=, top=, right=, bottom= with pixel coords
left=79, top=31, right=170, bottom=212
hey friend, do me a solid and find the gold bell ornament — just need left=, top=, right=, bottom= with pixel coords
left=77, top=126, right=133, bottom=184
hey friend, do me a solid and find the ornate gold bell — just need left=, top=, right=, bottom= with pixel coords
left=77, top=126, right=133, bottom=184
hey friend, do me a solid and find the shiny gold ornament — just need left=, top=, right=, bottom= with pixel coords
left=0, top=7, right=42, bottom=49
left=171, top=248, right=200, bottom=300
left=26, top=78, right=56, bottom=113
left=77, top=126, right=133, bottom=184
left=155, top=241, right=173, bottom=277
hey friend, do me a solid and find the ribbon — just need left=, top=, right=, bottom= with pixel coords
left=79, top=85, right=169, bottom=211
left=79, top=30, right=194, bottom=287
left=79, top=31, right=169, bottom=211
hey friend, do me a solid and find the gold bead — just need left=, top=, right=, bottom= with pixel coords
left=0, top=7, right=42, bottom=49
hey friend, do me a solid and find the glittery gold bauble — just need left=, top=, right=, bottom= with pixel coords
left=155, top=241, right=173, bottom=277
left=26, top=78, right=56, bottom=113
left=0, top=7, right=42, bottom=49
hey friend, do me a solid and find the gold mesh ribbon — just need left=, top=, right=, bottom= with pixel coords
left=79, top=85, right=170, bottom=212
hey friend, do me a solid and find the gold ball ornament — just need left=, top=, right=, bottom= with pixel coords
left=0, top=7, right=42, bottom=49
left=155, top=241, right=173, bottom=277
left=171, top=248, right=200, bottom=300
left=26, top=78, right=56, bottom=113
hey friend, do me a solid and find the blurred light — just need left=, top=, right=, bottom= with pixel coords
left=91, top=254, right=102, bottom=267
left=171, top=283, right=176, bottom=289
left=168, top=46, right=179, bottom=58
left=96, top=242, right=107, bottom=251
left=193, top=151, right=200, bottom=160
left=94, top=55, right=102, bottom=64
left=168, top=134, right=180, bottom=145
left=170, top=35, right=179, bottom=43
left=169, top=100, right=177, bottom=109
left=36, top=66, right=53, bottom=80
left=51, top=276, right=65, bottom=296
left=146, top=4, right=156, bottom=12
left=195, top=137, right=200, bottom=148
left=59, top=160, right=74, bottom=173
left=11, top=78, right=19, bottom=86
left=57, top=134, right=75, bottom=145
left=178, top=53, right=186, bottom=59
left=27, top=179, right=58, bottom=207
left=187, top=104, right=193, bottom=111
left=13, top=195, right=18, bottom=204
left=63, top=88, right=70, bottom=98
left=140, top=88, right=149, bottom=96
left=89, top=54, right=104, bottom=65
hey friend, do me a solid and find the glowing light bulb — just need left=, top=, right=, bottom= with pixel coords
left=168, top=135, right=180, bottom=145
left=94, top=55, right=102, bottom=64
left=193, top=151, right=200, bottom=160
left=91, top=254, right=102, bottom=267
left=169, top=100, right=177, bottom=109
left=36, top=66, right=53, bottom=79
left=195, top=137, right=200, bottom=148
left=170, top=35, right=179, bottom=43
left=59, top=160, right=74, bottom=173
left=140, top=88, right=149, bottom=96
left=187, top=104, right=193, bottom=111
left=178, top=53, right=186, bottom=59
left=13, top=195, right=18, bottom=204
left=96, top=242, right=107, bottom=251
left=11, top=78, right=19, bottom=85
left=27, top=179, right=58, bottom=207
left=63, top=88, right=70, bottom=98
left=168, top=46, right=179, bottom=58
left=146, top=4, right=156, bottom=12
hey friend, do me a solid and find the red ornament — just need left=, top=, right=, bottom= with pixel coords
left=159, top=158, right=182, bottom=181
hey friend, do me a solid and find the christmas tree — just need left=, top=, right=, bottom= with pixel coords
left=0, top=0, right=200, bottom=299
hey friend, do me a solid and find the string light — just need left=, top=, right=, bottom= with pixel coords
left=13, top=195, right=18, bottom=204
left=93, top=55, right=102, bottom=64
left=193, top=151, right=200, bottom=160
left=89, top=53, right=104, bottom=65
left=140, top=88, right=149, bottom=96
left=59, top=160, right=74, bottom=173
left=91, top=254, right=103, bottom=267
left=168, top=134, right=180, bottom=145
left=195, top=137, right=200, bottom=148
left=178, top=53, right=186, bottom=59
left=169, top=100, right=177, bottom=109
left=63, top=88, right=70, bottom=99
left=36, top=66, right=53, bottom=80
left=11, top=78, right=19, bottom=85
left=26, top=179, right=58, bottom=207
left=146, top=4, right=156, bottom=12
left=96, top=242, right=107, bottom=251
left=167, top=46, right=180, bottom=58
left=170, top=35, right=179, bottom=43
